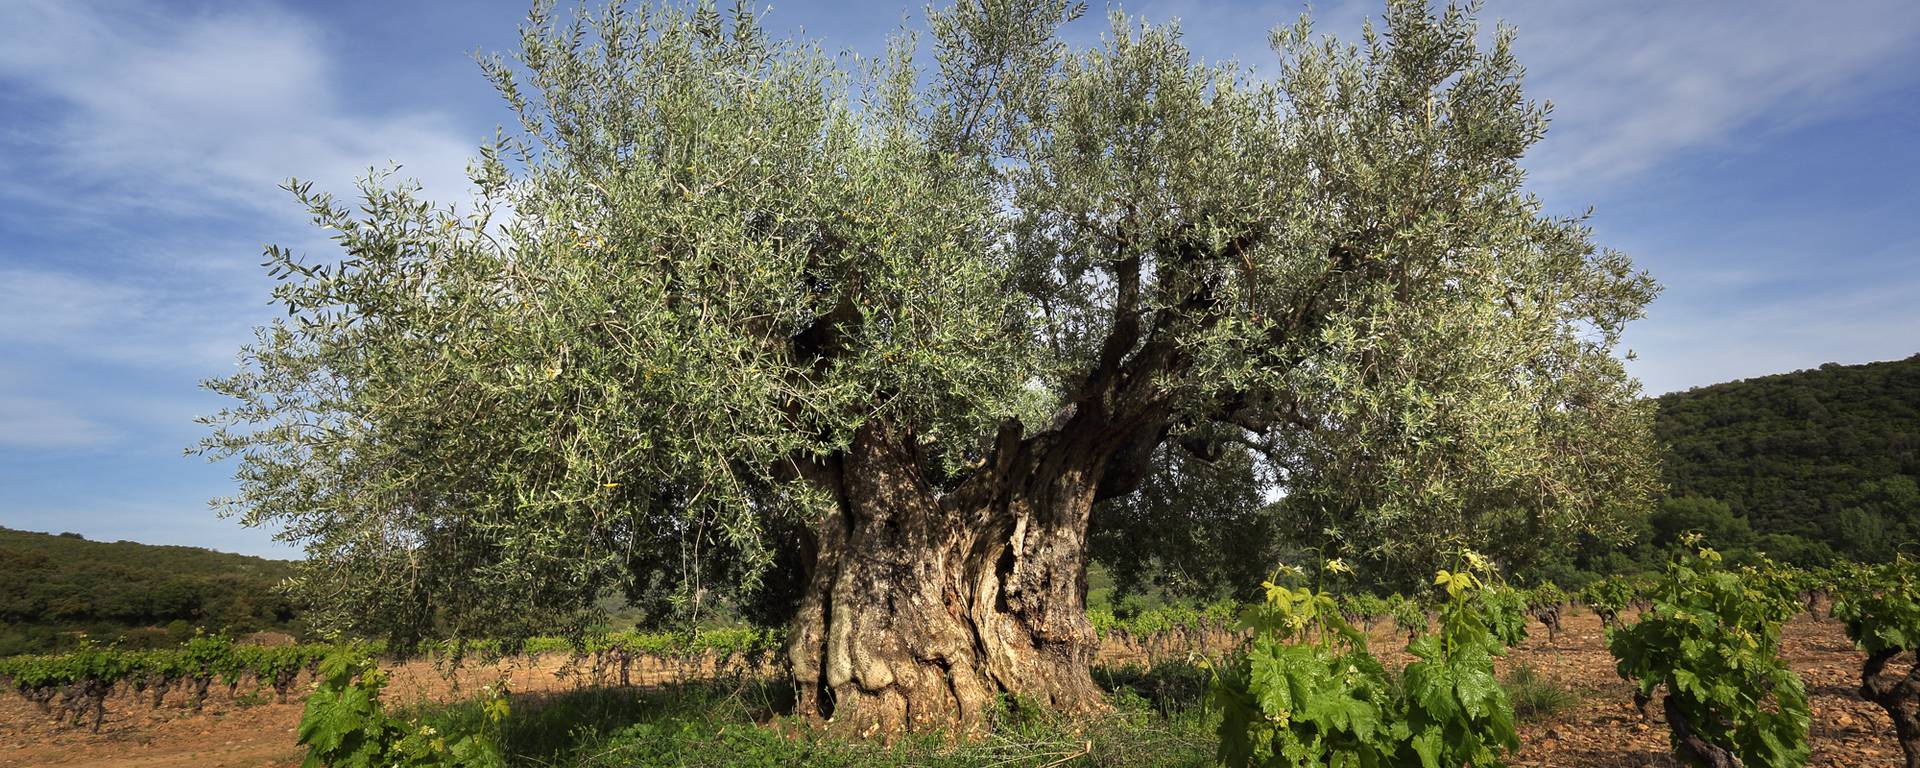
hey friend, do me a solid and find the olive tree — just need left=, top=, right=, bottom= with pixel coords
left=200, top=0, right=1659, bottom=734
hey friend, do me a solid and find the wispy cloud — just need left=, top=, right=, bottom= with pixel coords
left=0, top=396, right=118, bottom=449
left=0, top=0, right=482, bottom=218
left=0, top=0, right=489, bottom=554
left=1626, top=270, right=1920, bottom=394
left=0, top=264, right=251, bottom=456
left=1488, top=0, right=1920, bottom=198
left=0, top=267, right=253, bottom=370
left=0, top=0, right=484, bottom=451
left=1113, top=1, right=1920, bottom=203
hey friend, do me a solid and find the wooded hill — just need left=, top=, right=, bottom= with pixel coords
left=0, top=527, right=301, bottom=655
left=1653, top=354, right=1920, bottom=564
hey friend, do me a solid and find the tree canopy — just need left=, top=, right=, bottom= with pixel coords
left=200, top=0, right=1658, bottom=655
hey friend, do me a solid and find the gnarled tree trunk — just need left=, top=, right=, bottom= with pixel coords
left=1861, top=648, right=1920, bottom=768
left=785, top=410, right=1152, bottom=735
left=780, top=235, right=1206, bottom=735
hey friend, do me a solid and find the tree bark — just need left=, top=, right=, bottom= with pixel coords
left=784, top=417, right=1118, bottom=735
left=1861, top=648, right=1920, bottom=768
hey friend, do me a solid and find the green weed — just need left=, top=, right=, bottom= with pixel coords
left=1502, top=662, right=1581, bottom=723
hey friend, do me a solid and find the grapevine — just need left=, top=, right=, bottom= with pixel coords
left=1607, top=536, right=1809, bottom=768
left=1211, top=553, right=1523, bottom=767
left=297, top=649, right=509, bottom=768
left=1340, top=593, right=1390, bottom=633
left=1210, top=564, right=1400, bottom=767
left=1399, top=554, right=1524, bottom=768
left=1388, top=594, right=1428, bottom=643
left=1523, top=583, right=1568, bottom=643
left=1831, top=556, right=1920, bottom=767
left=0, top=636, right=332, bottom=731
left=1579, top=576, right=1637, bottom=628
left=1090, top=602, right=1241, bottom=664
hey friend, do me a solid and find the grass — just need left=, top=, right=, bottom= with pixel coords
left=408, top=664, right=1218, bottom=767
left=1092, top=660, right=1211, bottom=717
left=366, top=655, right=1598, bottom=766
left=1503, top=662, right=1582, bottom=722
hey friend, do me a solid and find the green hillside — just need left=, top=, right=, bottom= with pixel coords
left=0, top=527, right=303, bottom=655
left=1653, top=354, right=1920, bottom=564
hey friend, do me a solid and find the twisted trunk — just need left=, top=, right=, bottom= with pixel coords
left=785, top=407, right=1154, bottom=734
left=1861, top=648, right=1920, bottom=768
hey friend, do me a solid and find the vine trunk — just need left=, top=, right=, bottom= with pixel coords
left=1862, top=649, right=1920, bottom=768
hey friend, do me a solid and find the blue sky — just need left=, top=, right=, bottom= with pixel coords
left=1, top=0, right=1916, bottom=558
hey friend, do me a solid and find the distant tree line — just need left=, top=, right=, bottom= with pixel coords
left=1477, top=354, right=1919, bottom=585
left=0, top=527, right=301, bottom=655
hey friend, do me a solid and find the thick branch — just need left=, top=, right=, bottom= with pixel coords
left=1083, top=253, right=1143, bottom=399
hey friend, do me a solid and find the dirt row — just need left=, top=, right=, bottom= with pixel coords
left=0, top=609, right=1904, bottom=768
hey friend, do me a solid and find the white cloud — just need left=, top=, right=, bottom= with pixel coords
left=0, top=0, right=482, bottom=218
left=0, top=0, right=491, bottom=457
left=0, top=0, right=473, bottom=465
left=1485, top=0, right=1920, bottom=198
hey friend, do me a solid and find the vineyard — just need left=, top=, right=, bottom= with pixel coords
left=0, top=628, right=785, bottom=735
left=0, top=635, right=331, bottom=733
left=3, top=550, right=1918, bottom=767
